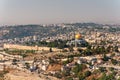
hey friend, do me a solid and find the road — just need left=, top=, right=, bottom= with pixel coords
left=99, top=64, right=120, bottom=70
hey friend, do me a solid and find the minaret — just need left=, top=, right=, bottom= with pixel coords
left=95, top=30, right=97, bottom=44
left=75, top=39, right=77, bottom=47
left=74, top=32, right=77, bottom=47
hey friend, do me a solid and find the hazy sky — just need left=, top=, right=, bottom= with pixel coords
left=0, top=0, right=120, bottom=25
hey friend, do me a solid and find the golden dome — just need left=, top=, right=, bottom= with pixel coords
left=75, top=33, right=81, bottom=39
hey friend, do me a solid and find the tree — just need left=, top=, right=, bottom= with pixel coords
left=62, top=70, right=70, bottom=77
left=72, top=65, right=79, bottom=75
left=87, top=45, right=92, bottom=50
left=98, top=72, right=115, bottom=80
left=72, top=64, right=87, bottom=75
left=54, top=72, right=62, bottom=79
left=77, top=48, right=83, bottom=53
left=25, top=62, right=30, bottom=69
left=49, top=47, right=52, bottom=52
left=111, top=59, right=118, bottom=65
left=114, top=46, right=119, bottom=52
left=62, top=60, right=69, bottom=65
left=68, top=46, right=74, bottom=52
left=66, top=77, right=73, bottom=80
left=49, top=57, right=55, bottom=64
left=12, top=59, right=17, bottom=65
left=106, top=46, right=111, bottom=53
left=102, top=54, right=109, bottom=61
left=98, top=73, right=107, bottom=80
left=84, top=70, right=91, bottom=77
left=21, top=53, right=27, bottom=59
left=110, top=53, right=115, bottom=57
left=99, top=67, right=106, bottom=72
left=79, top=75, right=85, bottom=80
left=109, top=67, right=114, bottom=72
left=82, top=49, right=92, bottom=56
left=106, top=73, right=115, bottom=80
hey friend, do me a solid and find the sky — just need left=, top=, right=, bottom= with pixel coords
left=0, top=0, right=120, bottom=25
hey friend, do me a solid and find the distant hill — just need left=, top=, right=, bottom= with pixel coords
left=0, top=24, right=74, bottom=39
left=0, top=23, right=120, bottom=39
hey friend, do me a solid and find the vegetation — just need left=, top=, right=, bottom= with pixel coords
left=25, top=39, right=68, bottom=49
left=102, top=54, right=109, bottom=61
left=84, top=70, right=91, bottom=77
left=4, top=49, right=36, bottom=56
left=0, top=70, right=9, bottom=80
left=62, top=58, right=73, bottom=65
left=98, top=73, right=115, bottom=80
left=25, top=62, right=30, bottom=69
left=72, top=63, right=87, bottom=75
left=111, top=59, right=118, bottom=65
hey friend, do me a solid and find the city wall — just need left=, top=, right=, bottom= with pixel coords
left=3, top=44, right=61, bottom=52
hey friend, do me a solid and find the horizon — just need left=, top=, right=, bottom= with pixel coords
left=0, top=0, right=120, bottom=25
left=1, top=22, right=120, bottom=27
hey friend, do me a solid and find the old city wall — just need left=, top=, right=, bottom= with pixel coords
left=3, top=44, right=61, bottom=52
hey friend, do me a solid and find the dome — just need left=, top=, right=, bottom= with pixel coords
left=75, top=33, right=81, bottom=39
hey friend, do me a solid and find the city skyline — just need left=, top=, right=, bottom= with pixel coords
left=0, top=0, right=120, bottom=25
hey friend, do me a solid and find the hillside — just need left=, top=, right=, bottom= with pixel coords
left=0, top=23, right=120, bottom=39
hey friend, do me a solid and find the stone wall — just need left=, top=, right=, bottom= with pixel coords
left=3, top=44, right=61, bottom=52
